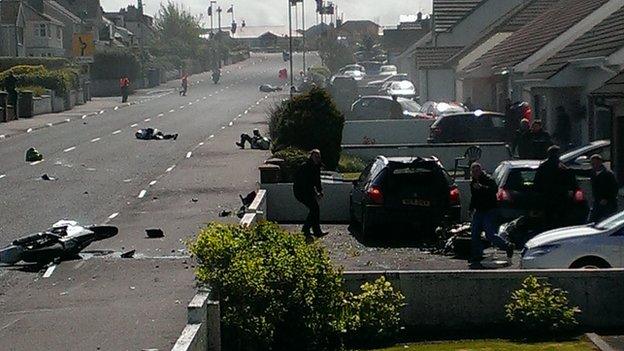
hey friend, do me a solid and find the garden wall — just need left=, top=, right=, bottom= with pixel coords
left=343, top=270, right=624, bottom=333
left=33, top=95, right=52, bottom=115
left=342, top=119, right=434, bottom=145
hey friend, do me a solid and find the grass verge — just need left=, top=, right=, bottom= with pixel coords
left=366, top=339, right=596, bottom=351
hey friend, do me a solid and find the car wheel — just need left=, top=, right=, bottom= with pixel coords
left=569, top=256, right=611, bottom=269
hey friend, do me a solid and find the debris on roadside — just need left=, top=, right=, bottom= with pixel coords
left=135, top=127, right=178, bottom=141
left=219, top=210, right=232, bottom=217
left=121, top=249, right=135, bottom=258
left=41, top=173, right=56, bottom=181
left=26, top=147, right=43, bottom=162
left=145, top=229, right=164, bottom=238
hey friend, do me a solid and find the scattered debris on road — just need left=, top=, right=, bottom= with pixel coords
left=121, top=249, right=136, bottom=258
left=219, top=210, right=232, bottom=217
left=135, top=128, right=178, bottom=141
left=41, top=173, right=57, bottom=181
left=25, top=147, right=43, bottom=162
left=146, top=228, right=164, bottom=238
left=259, top=84, right=283, bottom=92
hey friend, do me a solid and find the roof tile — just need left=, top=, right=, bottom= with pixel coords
left=433, top=0, right=486, bottom=33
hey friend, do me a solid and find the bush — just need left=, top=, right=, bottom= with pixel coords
left=338, top=154, right=366, bottom=173
left=18, top=86, right=48, bottom=97
left=269, top=87, right=345, bottom=170
left=343, top=276, right=405, bottom=348
left=92, top=48, right=141, bottom=81
left=505, top=276, right=580, bottom=335
left=188, top=222, right=406, bottom=351
left=272, top=147, right=309, bottom=182
left=0, top=57, right=69, bottom=72
left=0, top=65, right=78, bottom=98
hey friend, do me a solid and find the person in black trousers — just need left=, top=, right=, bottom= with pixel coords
left=293, top=149, right=327, bottom=237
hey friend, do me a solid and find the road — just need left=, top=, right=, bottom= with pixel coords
left=0, top=53, right=314, bottom=350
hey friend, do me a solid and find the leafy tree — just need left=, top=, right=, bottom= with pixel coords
left=152, top=1, right=204, bottom=60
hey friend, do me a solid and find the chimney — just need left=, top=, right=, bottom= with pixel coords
left=27, top=0, right=44, bottom=13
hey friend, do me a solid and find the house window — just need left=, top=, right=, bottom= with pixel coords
left=38, top=24, right=46, bottom=37
left=48, top=26, right=52, bottom=38
left=57, top=27, right=62, bottom=39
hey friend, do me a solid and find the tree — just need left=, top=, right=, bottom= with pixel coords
left=152, top=1, right=203, bottom=59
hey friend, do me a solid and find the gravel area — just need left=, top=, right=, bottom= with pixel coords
left=283, top=224, right=521, bottom=271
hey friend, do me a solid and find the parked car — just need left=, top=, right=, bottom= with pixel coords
left=560, top=140, right=611, bottom=171
left=379, top=65, right=398, bottom=76
left=339, top=64, right=365, bottom=74
left=350, top=156, right=461, bottom=238
left=521, top=210, right=624, bottom=269
left=351, top=96, right=424, bottom=120
left=428, top=111, right=510, bottom=143
left=359, top=61, right=384, bottom=75
left=343, top=70, right=365, bottom=81
left=366, top=74, right=408, bottom=89
left=384, top=81, right=416, bottom=98
left=493, top=160, right=589, bottom=223
left=420, top=101, right=468, bottom=118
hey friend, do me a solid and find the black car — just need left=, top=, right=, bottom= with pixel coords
left=493, top=160, right=589, bottom=223
left=350, top=96, right=423, bottom=120
left=428, top=111, right=510, bottom=143
left=350, top=156, right=461, bottom=238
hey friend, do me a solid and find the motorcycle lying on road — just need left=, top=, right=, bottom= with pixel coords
left=0, top=220, right=118, bottom=265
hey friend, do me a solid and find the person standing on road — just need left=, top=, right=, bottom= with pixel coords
left=534, top=146, right=574, bottom=227
left=180, top=73, right=188, bottom=96
left=293, top=149, right=327, bottom=238
left=4, top=72, right=18, bottom=108
left=512, top=118, right=532, bottom=158
left=529, top=120, right=552, bottom=159
left=119, top=75, right=130, bottom=103
left=469, top=163, right=513, bottom=266
left=579, top=155, right=619, bottom=222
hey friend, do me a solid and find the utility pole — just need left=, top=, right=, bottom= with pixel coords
left=209, top=1, right=217, bottom=36
left=288, top=0, right=294, bottom=97
left=217, top=6, right=222, bottom=32
left=302, top=0, right=306, bottom=72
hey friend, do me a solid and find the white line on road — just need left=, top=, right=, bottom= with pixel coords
left=130, top=123, right=138, bottom=127
left=0, top=174, right=5, bottom=179
left=63, top=146, right=76, bottom=153
left=0, top=135, right=4, bottom=139
left=244, top=110, right=249, bottom=114
left=221, top=126, right=225, bottom=130
left=90, top=137, right=101, bottom=143
left=30, top=160, right=43, bottom=166
left=203, top=97, right=207, bottom=100
left=169, top=109, right=175, bottom=113
left=112, top=130, right=122, bottom=135
left=138, top=190, right=147, bottom=198
left=108, top=212, right=119, bottom=219
left=114, top=106, right=119, bottom=110
left=186, top=152, right=192, bottom=159
left=208, top=94, right=212, bottom=97
left=209, top=134, right=214, bottom=138
left=25, top=128, right=32, bottom=133
left=237, top=114, right=242, bottom=117
left=229, top=122, right=233, bottom=126
left=43, top=265, right=56, bottom=278
left=195, top=99, right=200, bottom=102
left=180, top=106, right=185, bottom=109
left=144, top=118, right=151, bottom=122
left=166, top=165, right=176, bottom=172
left=158, top=113, right=164, bottom=117
left=46, top=123, right=53, bottom=127
left=149, top=180, right=157, bottom=186
left=189, top=102, right=193, bottom=105
left=81, top=115, right=87, bottom=119
left=198, top=142, right=204, bottom=146
left=65, top=118, right=71, bottom=122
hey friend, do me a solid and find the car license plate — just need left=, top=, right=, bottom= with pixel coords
left=402, top=199, right=430, bottom=206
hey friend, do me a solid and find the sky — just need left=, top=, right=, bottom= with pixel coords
left=101, top=0, right=432, bottom=27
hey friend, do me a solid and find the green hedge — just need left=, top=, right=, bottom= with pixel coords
left=91, top=48, right=141, bottom=81
left=0, top=65, right=79, bottom=98
left=0, top=57, right=69, bottom=72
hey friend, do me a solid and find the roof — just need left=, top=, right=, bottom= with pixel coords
left=415, top=46, right=463, bottom=69
left=528, top=4, right=624, bottom=79
left=466, top=0, right=610, bottom=74
left=231, top=25, right=301, bottom=39
left=54, top=0, right=101, bottom=20
left=338, top=20, right=380, bottom=31
left=395, top=31, right=432, bottom=61
left=44, top=0, right=82, bottom=23
left=592, top=70, right=624, bottom=96
left=21, top=2, right=64, bottom=26
left=433, top=0, right=486, bottom=33
left=0, top=0, right=21, bottom=25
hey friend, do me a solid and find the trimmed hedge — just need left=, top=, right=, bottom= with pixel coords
left=0, top=57, right=69, bottom=72
left=0, top=65, right=79, bottom=98
left=91, top=48, right=141, bottom=81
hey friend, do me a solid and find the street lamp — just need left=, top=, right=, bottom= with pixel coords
left=288, top=0, right=294, bottom=96
left=208, top=1, right=217, bottom=36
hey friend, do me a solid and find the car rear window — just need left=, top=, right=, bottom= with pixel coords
left=398, top=100, right=421, bottom=112
left=383, top=163, right=450, bottom=205
left=505, top=169, right=537, bottom=191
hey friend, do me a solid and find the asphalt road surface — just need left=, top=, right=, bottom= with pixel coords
left=0, top=53, right=316, bottom=350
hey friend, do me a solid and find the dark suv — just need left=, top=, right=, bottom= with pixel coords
left=350, top=156, right=461, bottom=239
left=428, top=111, right=510, bottom=143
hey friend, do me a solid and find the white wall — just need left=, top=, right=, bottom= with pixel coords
left=419, top=69, right=456, bottom=101
left=342, top=119, right=434, bottom=145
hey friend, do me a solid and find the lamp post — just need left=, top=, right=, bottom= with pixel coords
left=302, top=0, right=306, bottom=72
left=288, top=0, right=294, bottom=96
left=209, top=1, right=217, bottom=36
left=217, top=6, right=222, bottom=32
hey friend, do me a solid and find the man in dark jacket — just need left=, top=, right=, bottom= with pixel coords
left=534, top=146, right=576, bottom=227
left=4, top=72, right=18, bottom=107
left=529, top=120, right=553, bottom=159
left=585, top=155, right=619, bottom=222
left=470, top=163, right=513, bottom=265
left=293, top=149, right=326, bottom=237
left=512, top=118, right=532, bottom=158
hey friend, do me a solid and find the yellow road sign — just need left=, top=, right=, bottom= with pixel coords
left=72, top=33, right=95, bottom=58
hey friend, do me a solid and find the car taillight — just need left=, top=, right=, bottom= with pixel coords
left=367, top=185, right=384, bottom=204
left=497, top=188, right=511, bottom=202
left=449, top=186, right=460, bottom=205
left=574, top=189, right=585, bottom=203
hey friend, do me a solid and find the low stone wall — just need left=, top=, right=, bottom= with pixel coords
left=342, top=119, right=434, bottom=145
left=343, top=270, right=624, bottom=333
left=91, top=79, right=125, bottom=98
left=171, top=289, right=221, bottom=351
left=33, top=95, right=52, bottom=115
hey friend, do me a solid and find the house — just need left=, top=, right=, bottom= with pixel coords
left=100, top=15, right=134, bottom=47
left=460, top=0, right=624, bottom=146
left=54, top=0, right=102, bottom=41
left=42, top=0, right=82, bottom=57
left=231, top=25, right=302, bottom=51
left=383, top=12, right=430, bottom=63
left=335, top=20, right=379, bottom=46
left=0, top=0, right=26, bottom=56
left=104, top=5, right=156, bottom=48
left=396, top=0, right=527, bottom=101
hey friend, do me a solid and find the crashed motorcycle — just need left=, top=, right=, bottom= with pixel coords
left=0, top=220, right=118, bottom=265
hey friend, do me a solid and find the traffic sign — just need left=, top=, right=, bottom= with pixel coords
left=72, top=33, right=95, bottom=58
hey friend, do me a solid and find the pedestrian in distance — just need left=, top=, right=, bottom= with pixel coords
left=180, top=73, right=188, bottom=96
left=119, top=75, right=130, bottom=103
left=236, top=129, right=271, bottom=150
left=469, top=162, right=514, bottom=267
left=577, top=154, right=619, bottom=223
left=529, top=120, right=552, bottom=159
left=512, top=118, right=532, bottom=159
left=293, top=149, right=327, bottom=238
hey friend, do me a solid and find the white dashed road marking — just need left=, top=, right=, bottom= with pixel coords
left=27, top=128, right=33, bottom=133
left=90, top=137, right=101, bottom=143
left=130, top=123, right=138, bottom=127
left=114, top=106, right=119, bottom=110
left=149, top=180, right=157, bottom=186
left=166, top=165, right=176, bottom=172
left=112, top=130, right=122, bottom=135
left=63, top=146, right=76, bottom=153
left=108, top=212, right=119, bottom=219
left=169, top=109, right=175, bottom=113
left=0, top=174, right=5, bottom=179
left=229, top=122, right=233, bottom=126
left=30, top=160, right=44, bottom=166
left=144, top=118, right=151, bottom=122
left=186, top=152, right=192, bottom=159
left=99, top=110, right=104, bottom=114
left=158, top=113, right=164, bottom=117
left=198, top=142, right=204, bottom=146
left=138, top=190, right=147, bottom=198
left=43, top=265, right=57, bottom=278
left=209, top=134, right=214, bottom=139
left=81, top=115, right=87, bottom=119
